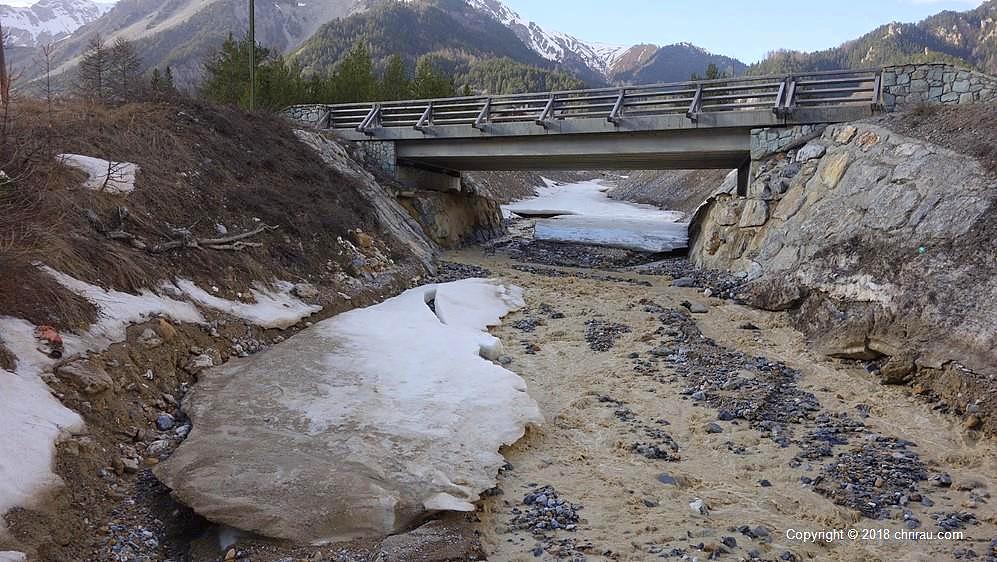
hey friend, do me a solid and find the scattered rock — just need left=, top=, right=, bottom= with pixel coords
left=689, top=498, right=709, bottom=515
left=292, top=283, right=319, bottom=300
left=584, top=320, right=631, bottom=352
left=704, top=422, right=723, bottom=434
left=680, top=301, right=708, bottom=314
left=795, top=143, right=826, bottom=162
left=55, top=360, right=114, bottom=395
left=183, top=354, right=214, bottom=375
left=155, top=413, right=176, bottom=431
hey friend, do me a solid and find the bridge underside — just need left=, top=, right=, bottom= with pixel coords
left=395, top=128, right=751, bottom=172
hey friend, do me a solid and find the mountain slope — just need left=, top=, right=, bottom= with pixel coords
left=28, top=0, right=361, bottom=87
left=610, top=43, right=746, bottom=83
left=751, top=0, right=997, bottom=75
left=293, top=0, right=588, bottom=93
left=0, top=0, right=110, bottom=47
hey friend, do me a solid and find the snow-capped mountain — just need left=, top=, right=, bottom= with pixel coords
left=466, top=0, right=629, bottom=78
left=0, top=0, right=111, bottom=47
left=464, top=0, right=745, bottom=83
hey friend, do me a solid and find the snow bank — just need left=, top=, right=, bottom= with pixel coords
left=0, top=318, right=84, bottom=538
left=504, top=179, right=689, bottom=252
left=0, top=551, right=26, bottom=562
left=155, top=278, right=543, bottom=544
left=43, top=267, right=205, bottom=351
left=172, top=279, right=321, bottom=330
left=57, top=154, right=139, bottom=194
left=535, top=216, right=689, bottom=252
left=0, top=267, right=208, bottom=538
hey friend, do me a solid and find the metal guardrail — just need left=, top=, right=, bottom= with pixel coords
left=308, top=69, right=883, bottom=135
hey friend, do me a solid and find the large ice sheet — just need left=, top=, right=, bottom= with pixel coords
left=535, top=216, right=689, bottom=252
left=504, top=179, right=689, bottom=251
left=155, top=278, right=543, bottom=544
left=504, top=179, right=685, bottom=222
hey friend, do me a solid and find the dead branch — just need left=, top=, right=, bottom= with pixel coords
left=144, top=224, right=279, bottom=253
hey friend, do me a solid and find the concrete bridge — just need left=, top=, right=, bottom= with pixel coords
left=289, top=69, right=886, bottom=193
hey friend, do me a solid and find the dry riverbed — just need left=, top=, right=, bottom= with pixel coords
left=443, top=220, right=997, bottom=562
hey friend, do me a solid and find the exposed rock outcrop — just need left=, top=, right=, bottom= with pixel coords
left=398, top=185, right=505, bottom=248
left=293, top=131, right=438, bottom=269
left=608, top=169, right=731, bottom=217
left=691, top=122, right=996, bottom=388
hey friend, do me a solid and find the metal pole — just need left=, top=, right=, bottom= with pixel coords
left=249, top=0, right=255, bottom=111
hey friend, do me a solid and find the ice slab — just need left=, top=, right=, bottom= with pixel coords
left=503, top=179, right=684, bottom=222
left=535, top=216, right=689, bottom=252
left=503, top=179, right=689, bottom=251
left=155, top=279, right=542, bottom=544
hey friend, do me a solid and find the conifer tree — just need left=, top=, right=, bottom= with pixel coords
left=78, top=34, right=112, bottom=99
left=379, top=54, right=410, bottom=101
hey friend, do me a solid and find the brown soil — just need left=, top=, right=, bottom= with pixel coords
left=869, top=103, right=997, bottom=175
left=0, top=98, right=421, bottom=331
left=0, top=98, right=433, bottom=561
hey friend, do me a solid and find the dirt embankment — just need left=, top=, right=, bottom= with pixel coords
left=0, top=99, right=441, bottom=561
left=608, top=169, right=733, bottom=217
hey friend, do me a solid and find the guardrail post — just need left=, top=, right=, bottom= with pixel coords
left=414, top=102, right=434, bottom=132
left=872, top=71, right=884, bottom=110
left=356, top=104, right=381, bottom=135
left=773, top=78, right=788, bottom=116
left=686, top=84, right=703, bottom=121
left=536, top=95, right=556, bottom=128
left=608, top=88, right=626, bottom=124
left=782, top=77, right=797, bottom=115
left=473, top=98, right=492, bottom=130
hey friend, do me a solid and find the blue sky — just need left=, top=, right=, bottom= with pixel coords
left=5, top=0, right=987, bottom=62
left=500, top=0, right=986, bottom=62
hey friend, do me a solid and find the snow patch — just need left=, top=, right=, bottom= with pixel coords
left=172, top=279, right=321, bottom=330
left=155, top=278, right=543, bottom=543
left=0, top=318, right=84, bottom=539
left=42, top=267, right=205, bottom=350
left=0, top=551, right=27, bottom=562
left=57, top=154, right=139, bottom=194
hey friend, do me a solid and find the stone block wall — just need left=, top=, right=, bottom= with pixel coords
left=750, top=125, right=827, bottom=160
left=353, top=141, right=398, bottom=176
left=283, top=104, right=328, bottom=126
left=881, top=63, right=997, bottom=108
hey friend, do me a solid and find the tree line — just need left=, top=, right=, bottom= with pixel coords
left=200, top=35, right=466, bottom=111
left=75, top=35, right=176, bottom=102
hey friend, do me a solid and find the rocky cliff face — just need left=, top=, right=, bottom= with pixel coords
left=690, top=121, right=995, bottom=421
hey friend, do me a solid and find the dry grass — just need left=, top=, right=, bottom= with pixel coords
left=873, top=103, right=997, bottom=175
left=0, top=97, right=412, bottom=330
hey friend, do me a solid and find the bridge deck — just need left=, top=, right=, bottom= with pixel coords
left=290, top=69, right=882, bottom=174
left=303, top=69, right=882, bottom=143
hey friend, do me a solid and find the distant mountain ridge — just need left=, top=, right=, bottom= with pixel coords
left=7, top=0, right=994, bottom=95
left=464, top=0, right=747, bottom=84
left=750, top=0, right=997, bottom=75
